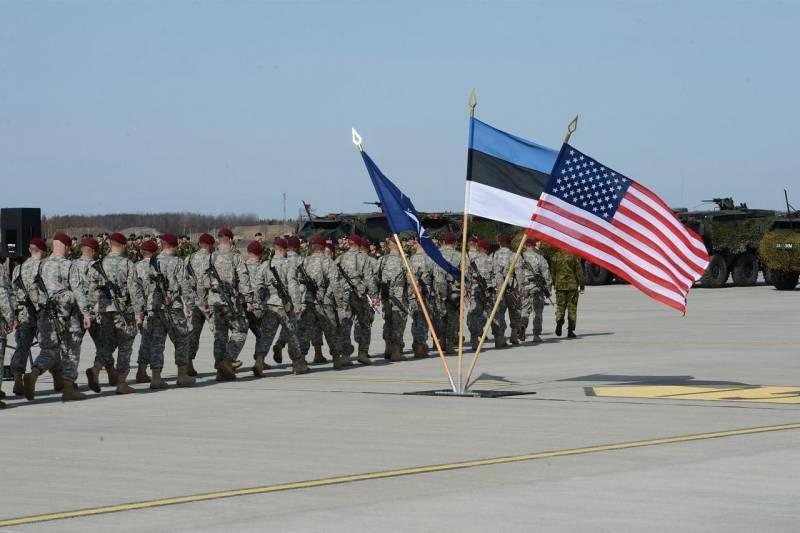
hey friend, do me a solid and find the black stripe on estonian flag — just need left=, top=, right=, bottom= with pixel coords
left=467, top=148, right=550, bottom=200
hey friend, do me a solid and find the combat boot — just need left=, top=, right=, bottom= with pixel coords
left=135, top=363, right=151, bottom=383
left=555, top=320, right=564, bottom=337
left=61, top=380, right=86, bottom=402
left=176, top=366, right=196, bottom=387
left=312, top=345, right=328, bottom=364
left=532, top=334, right=543, bottom=343
left=273, top=344, right=283, bottom=364
left=494, top=335, right=507, bottom=349
left=567, top=330, right=577, bottom=339
left=219, top=358, right=237, bottom=380
left=52, top=372, right=64, bottom=392
left=292, top=360, right=310, bottom=375
left=13, top=373, right=24, bottom=396
left=186, top=359, right=198, bottom=377
left=23, top=368, right=41, bottom=401
left=383, top=343, right=392, bottom=360
left=509, top=328, right=520, bottom=345
left=470, top=337, right=480, bottom=351
left=105, top=365, right=118, bottom=387
left=357, top=351, right=372, bottom=365
left=390, top=345, right=408, bottom=362
left=231, top=360, right=243, bottom=370
left=86, top=361, right=103, bottom=393
left=150, top=369, right=168, bottom=390
left=413, top=343, right=428, bottom=359
left=518, top=329, right=527, bottom=342
left=115, top=372, right=136, bottom=394
left=339, top=353, right=354, bottom=368
left=252, top=354, right=267, bottom=378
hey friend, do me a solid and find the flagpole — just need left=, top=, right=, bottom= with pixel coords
left=463, top=115, right=579, bottom=391
left=456, top=89, right=478, bottom=392
left=394, top=234, right=457, bottom=392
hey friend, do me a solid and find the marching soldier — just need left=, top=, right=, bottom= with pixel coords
left=550, top=249, right=585, bottom=338
left=408, top=238, right=433, bottom=358
left=184, top=233, right=216, bottom=375
left=74, top=237, right=111, bottom=384
left=244, top=240, right=266, bottom=368
left=9, top=238, right=45, bottom=396
left=141, top=233, right=196, bottom=388
left=0, top=258, right=18, bottom=407
left=377, top=238, right=410, bottom=362
left=23, top=233, right=92, bottom=402
left=197, top=228, right=253, bottom=380
left=433, top=232, right=461, bottom=353
left=134, top=240, right=158, bottom=383
left=515, top=239, right=552, bottom=343
left=467, top=239, right=494, bottom=350
left=334, top=234, right=378, bottom=365
left=86, top=232, right=145, bottom=395
left=355, top=236, right=379, bottom=358
left=296, top=235, right=348, bottom=368
left=253, top=237, right=309, bottom=376
left=491, top=234, right=521, bottom=348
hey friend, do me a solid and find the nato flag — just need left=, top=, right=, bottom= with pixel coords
left=361, top=151, right=460, bottom=279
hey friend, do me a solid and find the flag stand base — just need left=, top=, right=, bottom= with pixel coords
left=404, top=389, right=536, bottom=399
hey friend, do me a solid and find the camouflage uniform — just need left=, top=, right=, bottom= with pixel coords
left=466, top=250, right=495, bottom=342
left=550, top=250, right=584, bottom=334
left=275, top=251, right=307, bottom=350
left=377, top=251, right=409, bottom=357
left=87, top=252, right=145, bottom=374
left=10, top=258, right=40, bottom=376
left=335, top=248, right=377, bottom=357
left=176, top=242, right=196, bottom=260
left=142, top=253, right=195, bottom=370
left=296, top=252, right=343, bottom=359
left=492, top=246, right=521, bottom=342
left=357, top=251, right=379, bottom=352
left=31, top=255, right=90, bottom=382
left=197, top=249, right=252, bottom=364
left=185, top=248, right=212, bottom=362
left=516, top=248, right=552, bottom=340
left=135, top=258, right=154, bottom=368
left=244, top=257, right=264, bottom=348
left=74, top=255, right=103, bottom=361
left=408, top=250, right=433, bottom=349
left=0, top=263, right=16, bottom=399
left=433, top=247, right=461, bottom=350
left=254, top=257, right=303, bottom=362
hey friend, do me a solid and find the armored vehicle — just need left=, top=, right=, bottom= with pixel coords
left=759, top=212, right=800, bottom=290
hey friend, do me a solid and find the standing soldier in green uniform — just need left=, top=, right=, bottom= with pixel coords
left=550, top=249, right=585, bottom=338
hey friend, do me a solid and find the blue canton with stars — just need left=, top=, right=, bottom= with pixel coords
left=544, top=144, right=632, bottom=220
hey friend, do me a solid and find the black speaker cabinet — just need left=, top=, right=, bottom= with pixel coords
left=1, top=208, right=42, bottom=258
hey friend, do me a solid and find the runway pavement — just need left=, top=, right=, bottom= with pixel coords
left=1, top=281, right=798, bottom=532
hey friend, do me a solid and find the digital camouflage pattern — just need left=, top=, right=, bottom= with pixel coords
left=377, top=251, right=409, bottom=348
left=10, top=258, right=40, bottom=375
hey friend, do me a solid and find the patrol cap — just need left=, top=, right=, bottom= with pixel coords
left=109, top=232, right=127, bottom=245
left=81, top=237, right=99, bottom=250
left=140, top=240, right=158, bottom=253
left=310, top=235, right=326, bottom=246
left=29, top=238, right=47, bottom=251
left=498, top=234, right=512, bottom=245
left=286, top=236, right=300, bottom=248
left=247, top=241, right=263, bottom=256
left=478, top=239, right=491, bottom=251
left=161, top=233, right=179, bottom=247
left=53, top=233, right=72, bottom=249
left=198, top=233, right=215, bottom=246
left=218, top=228, right=234, bottom=239
left=273, top=237, right=287, bottom=248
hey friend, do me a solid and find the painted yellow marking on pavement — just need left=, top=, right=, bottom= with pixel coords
left=591, top=385, right=800, bottom=404
left=2, top=422, right=800, bottom=527
left=274, top=375, right=508, bottom=387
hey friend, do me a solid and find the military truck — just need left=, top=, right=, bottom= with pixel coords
left=758, top=198, right=800, bottom=290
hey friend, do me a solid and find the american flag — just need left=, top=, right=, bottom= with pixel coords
left=526, top=144, right=710, bottom=313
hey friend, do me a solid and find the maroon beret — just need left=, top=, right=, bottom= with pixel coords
left=325, top=241, right=335, bottom=252
left=498, top=234, right=512, bottom=244
left=29, top=238, right=47, bottom=251
left=217, top=228, right=234, bottom=240
left=440, top=232, right=456, bottom=243
left=478, top=239, right=491, bottom=251
left=468, top=236, right=479, bottom=243
left=525, top=238, right=538, bottom=247
left=109, top=232, right=127, bottom=245
left=53, top=233, right=72, bottom=249
left=310, top=235, right=326, bottom=246
left=140, top=240, right=158, bottom=253
left=350, top=234, right=362, bottom=246
left=286, top=236, right=300, bottom=248
left=198, top=233, right=215, bottom=245
left=161, top=233, right=178, bottom=247
left=80, top=237, right=99, bottom=250
left=273, top=237, right=287, bottom=248
left=247, top=241, right=263, bottom=256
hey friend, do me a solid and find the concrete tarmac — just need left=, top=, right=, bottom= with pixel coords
left=1, top=282, right=798, bottom=532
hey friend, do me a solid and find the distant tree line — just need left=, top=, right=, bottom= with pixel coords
left=42, top=212, right=295, bottom=235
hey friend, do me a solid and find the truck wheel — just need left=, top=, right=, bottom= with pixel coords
left=771, top=271, right=799, bottom=291
left=699, top=254, right=728, bottom=288
left=585, top=263, right=611, bottom=285
left=732, top=253, right=758, bottom=286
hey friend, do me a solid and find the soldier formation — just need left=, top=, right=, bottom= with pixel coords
left=0, top=228, right=586, bottom=408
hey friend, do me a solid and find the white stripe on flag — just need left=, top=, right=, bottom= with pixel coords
left=465, top=181, right=539, bottom=229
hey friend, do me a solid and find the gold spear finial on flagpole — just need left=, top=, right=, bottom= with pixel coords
left=468, top=89, right=477, bottom=118
left=352, top=128, right=364, bottom=152
left=564, top=115, right=578, bottom=143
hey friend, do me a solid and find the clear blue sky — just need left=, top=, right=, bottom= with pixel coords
left=2, top=1, right=797, bottom=218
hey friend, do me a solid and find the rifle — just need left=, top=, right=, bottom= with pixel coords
left=518, top=253, right=554, bottom=305
left=149, top=256, right=179, bottom=334
left=467, top=256, right=500, bottom=329
left=268, top=259, right=295, bottom=314
left=205, top=254, right=241, bottom=313
left=32, top=267, right=68, bottom=356
left=297, top=260, right=340, bottom=327
left=91, top=259, right=135, bottom=329
left=377, top=266, right=409, bottom=315
left=13, top=274, right=37, bottom=322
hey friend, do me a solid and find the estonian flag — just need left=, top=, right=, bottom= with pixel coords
left=465, top=118, right=559, bottom=228
left=361, top=151, right=461, bottom=279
